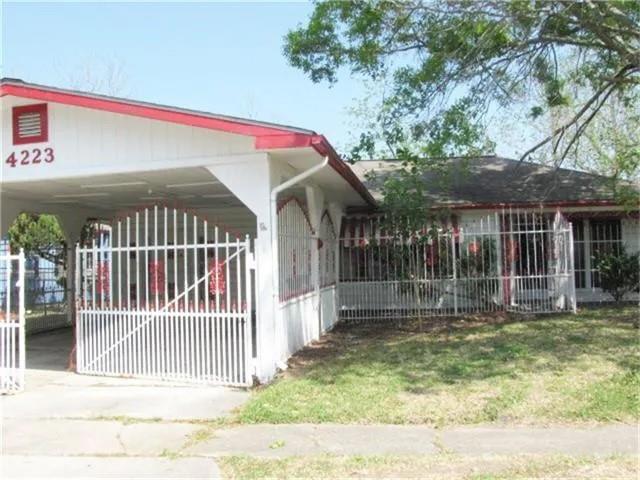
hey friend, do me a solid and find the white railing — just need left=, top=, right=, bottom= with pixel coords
left=338, top=210, right=576, bottom=322
left=277, top=198, right=315, bottom=302
left=77, top=307, right=250, bottom=386
left=1, top=250, right=25, bottom=394
left=76, top=206, right=253, bottom=386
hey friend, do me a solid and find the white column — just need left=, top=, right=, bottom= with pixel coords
left=206, top=153, right=278, bottom=382
left=583, top=220, right=592, bottom=291
left=57, top=212, right=89, bottom=348
left=328, top=202, right=344, bottom=327
left=305, top=185, right=325, bottom=341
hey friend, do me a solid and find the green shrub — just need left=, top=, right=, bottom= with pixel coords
left=595, top=247, right=640, bottom=302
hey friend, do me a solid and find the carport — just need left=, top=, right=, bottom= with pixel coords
left=0, top=78, right=375, bottom=392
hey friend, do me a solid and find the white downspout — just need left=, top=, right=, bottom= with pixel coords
left=270, top=156, right=329, bottom=369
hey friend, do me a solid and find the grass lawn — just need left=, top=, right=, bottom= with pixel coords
left=219, top=454, right=638, bottom=479
left=238, top=306, right=639, bottom=425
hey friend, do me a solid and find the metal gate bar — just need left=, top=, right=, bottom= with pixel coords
left=76, top=206, right=253, bottom=386
left=0, top=250, right=25, bottom=394
left=338, top=209, right=576, bottom=322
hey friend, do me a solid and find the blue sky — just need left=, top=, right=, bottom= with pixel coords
left=1, top=1, right=523, bottom=157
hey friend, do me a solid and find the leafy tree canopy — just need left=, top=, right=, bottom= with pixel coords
left=285, top=0, right=640, bottom=220
left=8, top=213, right=66, bottom=265
left=7, top=213, right=97, bottom=267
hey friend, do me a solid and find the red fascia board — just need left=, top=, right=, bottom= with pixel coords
left=0, top=84, right=291, bottom=137
left=254, top=133, right=314, bottom=149
left=347, top=199, right=625, bottom=215
left=310, top=135, right=377, bottom=207
left=448, top=199, right=622, bottom=210
left=255, top=133, right=377, bottom=207
left=565, top=210, right=640, bottom=220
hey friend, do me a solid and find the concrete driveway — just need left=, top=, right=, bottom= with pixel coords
left=1, top=328, right=250, bottom=478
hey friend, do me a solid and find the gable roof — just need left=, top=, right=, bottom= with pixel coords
left=0, top=78, right=376, bottom=206
left=350, top=155, right=630, bottom=209
left=0, top=77, right=314, bottom=137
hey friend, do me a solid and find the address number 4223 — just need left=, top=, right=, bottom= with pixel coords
left=5, top=148, right=55, bottom=168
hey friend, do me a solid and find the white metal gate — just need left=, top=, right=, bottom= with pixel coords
left=338, top=210, right=577, bottom=321
left=75, top=206, right=253, bottom=386
left=1, top=250, right=25, bottom=394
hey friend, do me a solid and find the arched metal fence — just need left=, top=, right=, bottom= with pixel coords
left=75, top=205, right=253, bottom=386
left=338, top=210, right=576, bottom=322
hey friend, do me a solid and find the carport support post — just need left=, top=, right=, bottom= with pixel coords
left=57, top=213, right=88, bottom=367
left=305, top=185, right=325, bottom=341
left=328, top=202, right=344, bottom=325
left=206, top=154, right=278, bottom=383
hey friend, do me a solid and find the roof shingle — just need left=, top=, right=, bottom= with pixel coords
left=350, top=156, right=626, bottom=207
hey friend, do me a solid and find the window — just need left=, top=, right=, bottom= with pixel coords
left=572, top=220, right=586, bottom=288
left=590, top=219, right=622, bottom=288
left=571, top=218, right=623, bottom=290
left=12, top=104, right=48, bottom=145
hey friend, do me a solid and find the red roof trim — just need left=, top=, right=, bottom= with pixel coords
left=254, top=133, right=314, bottom=149
left=565, top=210, right=640, bottom=220
left=2, top=82, right=377, bottom=207
left=255, top=132, right=376, bottom=206
left=347, top=199, right=625, bottom=215
left=447, top=200, right=622, bottom=210
left=0, top=83, right=294, bottom=138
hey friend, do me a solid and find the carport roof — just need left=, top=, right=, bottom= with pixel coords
left=0, top=78, right=376, bottom=206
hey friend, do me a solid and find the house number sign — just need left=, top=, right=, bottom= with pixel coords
left=5, top=147, right=55, bottom=168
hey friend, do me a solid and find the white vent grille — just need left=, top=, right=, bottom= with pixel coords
left=17, top=112, right=43, bottom=138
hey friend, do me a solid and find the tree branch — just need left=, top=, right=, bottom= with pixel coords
left=519, top=64, right=638, bottom=163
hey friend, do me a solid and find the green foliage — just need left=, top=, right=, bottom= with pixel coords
left=595, top=247, right=640, bottom=302
left=285, top=0, right=640, bottom=221
left=7, top=213, right=66, bottom=266
left=7, top=213, right=95, bottom=268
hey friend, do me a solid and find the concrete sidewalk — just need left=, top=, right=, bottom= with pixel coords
left=0, top=418, right=218, bottom=478
left=185, top=424, right=639, bottom=459
left=2, top=418, right=201, bottom=457
left=1, top=419, right=637, bottom=478
left=1, top=456, right=219, bottom=479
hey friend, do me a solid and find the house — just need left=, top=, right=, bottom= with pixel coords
left=347, top=156, right=639, bottom=309
left=1, top=78, right=637, bottom=393
left=1, top=78, right=374, bottom=390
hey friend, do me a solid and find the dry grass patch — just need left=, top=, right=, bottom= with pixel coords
left=219, top=454, right=638, bottom=479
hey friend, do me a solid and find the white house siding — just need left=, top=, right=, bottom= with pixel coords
left=279, top=284, right=338, bottom=360
left=320, top=285, right=338, bottom=333
left=1, top=98, right=255, bottom=183
left=280, top=293, right=318, bottom=360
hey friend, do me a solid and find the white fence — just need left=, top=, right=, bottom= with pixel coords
left=76, top=206, right=253, bottom=386
left=276, top=198, right=340, bottom=357
left=338, top=210, right=576, bottom=322
left=277, top=198, right=318, bottom=357
left=1, top=251, right=25, bottom=394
